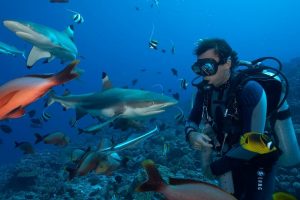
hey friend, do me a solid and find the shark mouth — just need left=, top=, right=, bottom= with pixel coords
left=123, top=101, right=176, bottom=118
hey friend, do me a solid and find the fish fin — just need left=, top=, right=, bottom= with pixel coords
left=136, top=159, right=164, bottom=192
left=45, top=90, right=56, bottom=107
left=27, top=46, right=51, bottom=68
left=14, top=141, right=20, bottom=147
left=63, top=89, right=71, bottom=96
left=64, top=24, right=74, bottom=41
left=0, top=91, right=18, bottom=108
left=75, top=108, right=87, bottom=121
left=65, top=162, right=78, bottom=181
left=52, top=60, right=80, bottom=85
left=101, top=72, right=113, bottom=90
left=6, top=106, right=25, bottom=119
left=34, top=133, right=44, bottom=144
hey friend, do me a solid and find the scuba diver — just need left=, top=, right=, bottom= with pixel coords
left=185, top=38, right=300, bottom=200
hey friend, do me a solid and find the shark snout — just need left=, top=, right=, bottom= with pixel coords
left=3, top=20, right=30, bottom=34
left=3, top=20, right=21, bottom=32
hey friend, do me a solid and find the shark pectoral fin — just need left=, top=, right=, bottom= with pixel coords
left=75, top=108, right=87, bottom=121
left=27, top=46, right=51, bottom=68
left=6, top=106, right=25, bottom=119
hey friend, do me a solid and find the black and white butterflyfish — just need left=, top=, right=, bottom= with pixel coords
left=67, top=9, right=84, bottom=24
left=179, top=78, right=188, bottom=90
left=149, top=40, right=158, bottom=50
left=40, top=111, right=51, bottom=122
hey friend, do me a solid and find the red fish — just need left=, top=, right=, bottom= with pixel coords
left=0, top=60, right=79, bottom=120
left=136, top=160, right=237, bottom=200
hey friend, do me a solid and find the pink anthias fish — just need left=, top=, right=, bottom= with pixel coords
left=136, top=160, right=237, bottom=200
left=0, top=60, right=79, bottom=120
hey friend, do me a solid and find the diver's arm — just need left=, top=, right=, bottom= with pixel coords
left=185, top=90, right=213, bottom=148
left=238, top=80, right=267, bottom=133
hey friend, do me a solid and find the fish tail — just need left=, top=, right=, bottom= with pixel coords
left=77, top=128, right=83, bottom=135
left=34, top=133, right=43, bottom=144
left=14, top=141, right=20, bottom=147
left=136, top=159, right=165, bottom=192
left=53, top=60, right=80, bottom=85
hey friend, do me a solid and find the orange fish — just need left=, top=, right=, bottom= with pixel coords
left=136, top=160, right=237, bottom=200
left=0, top=60, right=79, bottom=120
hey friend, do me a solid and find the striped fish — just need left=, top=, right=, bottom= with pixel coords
left=149, top=40, right=158, bottom=50
left=67, top=9, right=84, bottom=24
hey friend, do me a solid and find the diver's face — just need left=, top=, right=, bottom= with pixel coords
left=198, top=49, right=231, bottom=87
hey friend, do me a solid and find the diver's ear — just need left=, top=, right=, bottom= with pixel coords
left=224, top=59, right=232, bottom=69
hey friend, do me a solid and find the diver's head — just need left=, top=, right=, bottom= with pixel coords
left=192, top=38, right=238, bottom=87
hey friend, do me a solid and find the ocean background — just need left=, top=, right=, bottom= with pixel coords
left=0, top=0, right=300, bottom=199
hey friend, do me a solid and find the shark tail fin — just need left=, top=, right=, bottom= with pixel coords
left=53, top=60, right=80, bottom=85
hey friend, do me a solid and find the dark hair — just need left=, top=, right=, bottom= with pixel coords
left=194, top=38, right=238, bottom=67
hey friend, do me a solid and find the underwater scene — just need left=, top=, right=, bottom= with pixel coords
left=0, top=0, right=300, bottom=199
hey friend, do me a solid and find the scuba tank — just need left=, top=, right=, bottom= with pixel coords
left=238, top=57, right=300, bottom=167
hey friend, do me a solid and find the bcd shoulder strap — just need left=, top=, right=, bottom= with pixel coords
left=226, top=71, right=282, bottom=117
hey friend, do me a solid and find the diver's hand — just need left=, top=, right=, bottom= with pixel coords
left=188, top=131, right=213, bottom=150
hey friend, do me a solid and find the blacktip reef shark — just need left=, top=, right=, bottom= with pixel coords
left=47, top=72, right=177, bottom=123
left=3, top=20, right=77, bottom=68
left=0, top=41, right=25, bottom=59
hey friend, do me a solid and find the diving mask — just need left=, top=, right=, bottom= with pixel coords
left=191, top=58, right=219, bottom=76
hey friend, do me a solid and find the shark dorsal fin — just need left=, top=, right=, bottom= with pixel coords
left=102, top=72, right=113, bottom=90
left=64, top=25, right=74, bottom=42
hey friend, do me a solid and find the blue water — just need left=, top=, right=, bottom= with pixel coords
left=0, top=0, right=300, bottom=164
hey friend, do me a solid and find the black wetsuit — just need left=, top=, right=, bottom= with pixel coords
left=185, top=80, right=279, bottom=200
